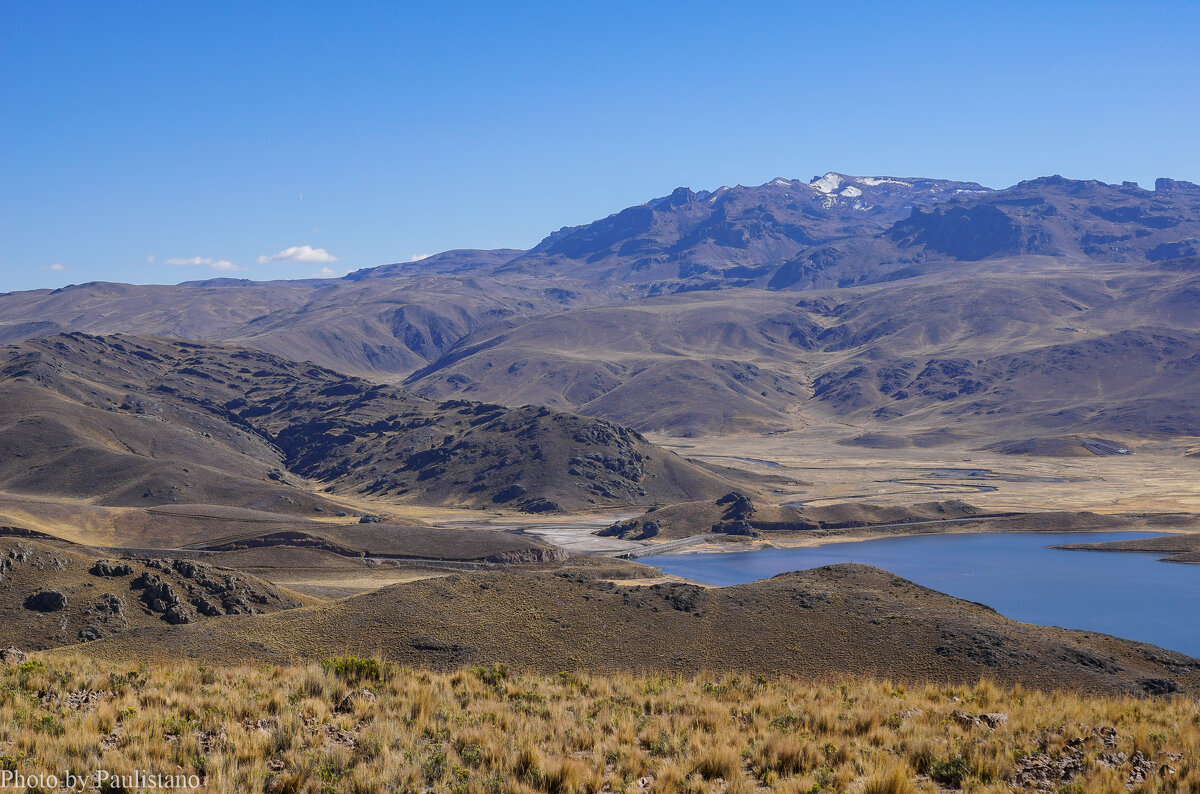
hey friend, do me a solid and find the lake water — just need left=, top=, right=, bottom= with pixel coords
left=640, top=532, right=1200, bottom=657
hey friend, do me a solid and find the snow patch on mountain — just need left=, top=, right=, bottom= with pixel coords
left=810, top=173, right=843, bottom=194
left=859, top=177, right=913, bottom=187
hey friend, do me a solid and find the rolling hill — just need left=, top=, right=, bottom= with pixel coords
left=0, top=333, right=734, bottom=514
left=405, top=262, right=1200, bottom=436
left=70, top=563, right=1200, bottom=696
left=0, top=270, right=595, bottom=379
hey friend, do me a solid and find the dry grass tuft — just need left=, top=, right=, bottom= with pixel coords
left=861, top=763, right=920, bottom=794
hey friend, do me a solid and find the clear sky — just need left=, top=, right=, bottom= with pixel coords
left=3, top=1, right=1198, bottom=292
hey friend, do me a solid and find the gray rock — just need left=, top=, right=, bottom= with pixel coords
left=1011, top=749, right=1084, bottom=789
left=24, top=589, right=67, bottom=612
left=164, top=604, right=195, bottom=625
left=130, top=571, right=161, bottom=590
left=89, top=561, right=134, bottom=577
left=951, top=709, right=982, bottom=728
left=336, top=688, right=377, bottom=712
left=142, top=581, right=179, bottom=611
left=0, top=647, right=28, bottom=664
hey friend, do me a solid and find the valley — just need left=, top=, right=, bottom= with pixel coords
left=1, top=171, right=1198, bottom=792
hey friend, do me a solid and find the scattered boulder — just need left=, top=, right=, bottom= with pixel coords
left=1140, top=677, right=1180, bottom=695
left=130, top=571, right=161, bottom=590
left=142, top=581, right=179, bottom=613
left=716, top=519, right=759, bottom=537
left=1011, top=748, right=1084, bottom=789
left=660, top=584, right=704, bottom=613
left=90, top=594, right=126, bottom=617
left=520, top=497, right=561, bottom=513
left=77, top=625, right=103, bottom=642
left=63, top=689, right=108, bottom=711
left=951, top=709, right=981, bottom=728
left=336, top=688, right=377, bottom=713
left=191, top=597, right=223, bottom=617
left=359, top=514, right=387, bottom=524
left=0, top=648, right=28, bottom=664
left=89, top=561, right=133, bottom=577
left=492, top=484, right=528, bottom=504
left=716, top=491, right=756, bottom=521
left=1126, top=751, right=1155, bottom=787
left=24, top=590, right=67, bottom=612
left=78, top=594, right=129, bottom=642
left=950, top=709, right=1007, bottom=729
left=163, top=604, right=195, bottom=625
left=980, top=712, right=1009, bottom=728
left=172, top=560, right=200, bottom=579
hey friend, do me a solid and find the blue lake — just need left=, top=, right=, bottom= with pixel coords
left=640, top=532, right=1200, bottom=657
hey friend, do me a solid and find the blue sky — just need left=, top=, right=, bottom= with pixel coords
left=3, top=1, right=1198, bottom=292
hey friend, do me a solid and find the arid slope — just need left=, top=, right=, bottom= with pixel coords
left=0, top=333, right=734, bottom=513
left=71, top=564, right=1200, bottom=697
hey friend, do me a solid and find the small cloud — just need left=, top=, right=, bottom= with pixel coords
left=409, top=253, right=432, bottom=262
left=42, top=263, right=68, bottom=272
left=311, top=266, right=342, bottom=278
left=257, top=244, right=338, bottom=264
left=146, top=255, right=156, bottom=264
left=165, top=256, right=244, bottom=272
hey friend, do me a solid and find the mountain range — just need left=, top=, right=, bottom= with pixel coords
left=2, top=171, right=1198, bottom=440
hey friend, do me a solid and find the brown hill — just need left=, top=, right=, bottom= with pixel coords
left=1054, top=533, right=1200, bottom=564
left=189, top=522, right=565, bottom=564
left=0, top=536, right=302, bottom=650
left=0, top=333, right=733, bottom=513
left=599, top=494, right=999, bottom=541
left=0, top=270, right=596, bottom=379
left=404, top=290, right=815, bottom=434
left=984, top=436, right=1134, bottom=457
left=68, top=564, right=1200, bottom=697
left=405, top=261, right=1200, bottom=436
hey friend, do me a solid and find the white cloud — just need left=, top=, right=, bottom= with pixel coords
left=409, top=253, right=432, bottom=262
left=43, top=263, right=68, bottom=272
left=165, top=256, right=243, bottom=272
left=146, top=255, right=156, bottom=264
left=311, top=266, right=342, bottom=278
left=257, top=244, right=338, bottom=264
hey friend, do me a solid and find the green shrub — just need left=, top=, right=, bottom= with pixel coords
left=322, top=656, right=384, bottom=684
left=929, top=754, right=972, bottom=787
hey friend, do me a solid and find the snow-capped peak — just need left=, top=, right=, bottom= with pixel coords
left=810, top=172, right=843, bottom=194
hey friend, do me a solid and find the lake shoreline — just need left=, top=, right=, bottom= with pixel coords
left=632, top=524, right=1193, bottom=559
left=635, top=529, right=1200, bottom=657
